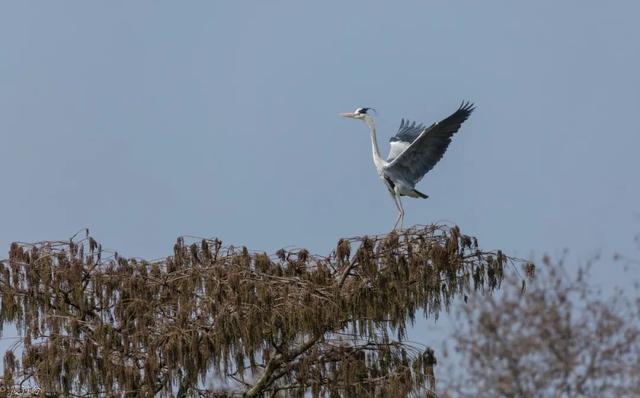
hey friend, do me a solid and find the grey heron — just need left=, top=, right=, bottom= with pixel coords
left=340, top=102, right=475, bottom=230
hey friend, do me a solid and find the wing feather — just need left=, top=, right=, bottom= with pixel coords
left=385, top=101, right=475, bottom=185
left=387, top=119, right=426, bottom=162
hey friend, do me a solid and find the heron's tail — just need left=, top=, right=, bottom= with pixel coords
left=413, top=189, right=429, bottom=199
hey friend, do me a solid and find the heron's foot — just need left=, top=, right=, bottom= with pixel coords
left=392, top=211, right=405, bottom=231
left=392, top=214, right=401, bottom=231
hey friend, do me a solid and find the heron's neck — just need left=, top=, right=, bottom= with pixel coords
left=366, top=117, right=386, bottom=173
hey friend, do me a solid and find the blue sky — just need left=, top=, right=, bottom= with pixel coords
left=1, top=0, right=639, bottom=381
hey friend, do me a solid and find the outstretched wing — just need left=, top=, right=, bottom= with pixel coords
left=385, top=101, right=475, bottom=185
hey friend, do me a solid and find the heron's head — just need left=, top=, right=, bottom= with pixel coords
left=340, top=107, right=375, bottom=121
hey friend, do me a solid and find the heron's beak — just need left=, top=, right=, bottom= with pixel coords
left=340, top=112, right=357, bottom=119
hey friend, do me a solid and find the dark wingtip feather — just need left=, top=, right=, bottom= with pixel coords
left=458, top=100, right=476, bottom=114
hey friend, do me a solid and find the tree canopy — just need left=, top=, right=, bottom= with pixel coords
left=0, top=225, right=524, bottom=397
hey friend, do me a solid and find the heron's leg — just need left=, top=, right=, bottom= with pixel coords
left=390, top=192, right=402, bottom=230
left=397, top=194, right=405, bottom=230
left=390, top=185, right=406, bottom=231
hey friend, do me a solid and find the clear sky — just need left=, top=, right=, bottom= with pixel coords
left=1, top=0, right=639, bottom=382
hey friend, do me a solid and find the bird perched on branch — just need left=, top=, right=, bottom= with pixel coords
left=340, top=102, right=475, bottom=230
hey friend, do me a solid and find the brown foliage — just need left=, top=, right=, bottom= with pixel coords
left=442, top=258, right=640, bottom=398
left=0, top=225, right=521, bottom=397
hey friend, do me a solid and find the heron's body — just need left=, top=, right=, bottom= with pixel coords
left=341, top=102, right=475, bottom=229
